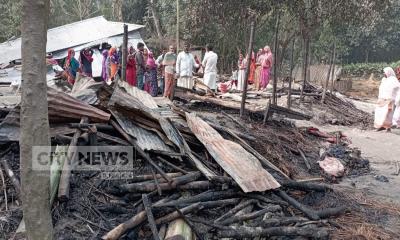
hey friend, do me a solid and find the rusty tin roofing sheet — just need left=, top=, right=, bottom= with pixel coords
left=186, top=112, right=280, bottom=192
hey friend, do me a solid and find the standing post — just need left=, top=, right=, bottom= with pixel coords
left=300, top=36, right=310, bottom=101
left=330, top=43, right=337, bottom=95
left=240, top=15, right=256, bottom=118
left=272, top=9, right=281, bottom=105
left=321, top=43, right=334, bottom=103
left=121, top=24, right=128, bottom=82
left=287, top=38, right=295, bottom=109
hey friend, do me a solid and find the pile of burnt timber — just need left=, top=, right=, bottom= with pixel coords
left=0, top=78, right=348, bottom=239
left=175, top=88, right=312, bottom=121
left=289, top=83, right=373, bottom=127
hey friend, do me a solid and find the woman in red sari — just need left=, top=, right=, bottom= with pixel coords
left=126, top=46, right=137, bottom=86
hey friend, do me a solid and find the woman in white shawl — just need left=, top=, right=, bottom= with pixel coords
left=374, top=67, right=400, bottom=130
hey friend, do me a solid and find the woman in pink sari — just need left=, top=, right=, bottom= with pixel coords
left=260, top=46, right=273, bottom=90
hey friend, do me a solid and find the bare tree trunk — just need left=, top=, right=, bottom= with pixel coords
left=112, top=0, right=123, bottom=21
left=150, top=0, right=163, bottom=40
left=300, top=36, right=309, bottom=101
left=21, top=0, right=53, bottom=239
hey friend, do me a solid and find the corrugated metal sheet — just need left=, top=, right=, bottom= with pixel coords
left=292, top=64, right=342, bottom=86
left=47, top=87, right=110, bottom=123
left=71, top=76, right=104, bottom=105
left=186, top=112, right=280, bottom=192
left=111, top=110, right=172, bottom=152
left=0, top=65, right=58, bottom=84
left=118, top=81, right=159, bottom=109
left=0, top=16, right=144, bottom=64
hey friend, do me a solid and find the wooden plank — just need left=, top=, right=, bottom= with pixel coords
left=186, top=113, right=280, bottom=192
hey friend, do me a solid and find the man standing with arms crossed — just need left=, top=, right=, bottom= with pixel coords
left=202, top=43, right=218, bottom=94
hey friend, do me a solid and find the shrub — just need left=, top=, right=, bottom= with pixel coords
left=342, top=60, right=400, bottom=77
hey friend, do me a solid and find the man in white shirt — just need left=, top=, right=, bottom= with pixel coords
left=176, top=43, right=199, bottom=89
left=202, top=43, right=218, bottom=92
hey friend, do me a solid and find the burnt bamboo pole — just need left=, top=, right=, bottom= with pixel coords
left=240, top=14, right=256, bottom=118
left=121, top=24, right=128, bottom=82
left=272, top=9, right=281, bottom=105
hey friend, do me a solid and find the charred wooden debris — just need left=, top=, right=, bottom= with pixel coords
left=0, top=78, right=373, bottom=239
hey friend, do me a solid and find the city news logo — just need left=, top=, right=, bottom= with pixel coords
left=32, top=146, right=134, bottom=175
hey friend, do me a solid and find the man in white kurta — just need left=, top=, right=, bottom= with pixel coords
left=202, top=44, right=218, bottom=91
left=176, top=43, right=198, bottom=89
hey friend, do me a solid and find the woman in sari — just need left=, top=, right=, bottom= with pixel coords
left=374, top=67, right=400, bottom=130
left=237, top=53, right=246, bottom=91
left=248, top=52, right=256, bottom=85
left=64, top=48, right=80, bottom=85
left=126, top=46, right=137, bottom=86
left=254, top=49, right=263, bottom=90
left=109, top=47, right=119, bottom=82
left=260, top=46, right=273, bottom=90
left=79, top=48, right=94, bottom=77
left=145, top=51, right=158, bottom=96
left=101, top=50, right=109, bottom=81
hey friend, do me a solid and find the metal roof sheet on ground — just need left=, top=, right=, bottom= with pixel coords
left=118, top=81, right=159, bottom=109
left=0, top=16, right=144, bottom=64
left=186, top=112, right=280, bottom=192
left=111, top=110, right=173, bottom=152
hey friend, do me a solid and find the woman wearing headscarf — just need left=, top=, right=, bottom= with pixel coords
left=260, top=46, right=273, bottom=90
left=248, top=51, right=256, bottom=85
left=254, top=49, right=263, bottom=90
left=145, top=51, right=158, bottom=96
left=237, top=53, right=246, bottom=91
left=64, top=48, right=80, bottom=85
left=79, top=48, right=94, bottom=77
left=101, top=49, right=109, bottom=81
left=126, top=46, right=137, bottom=86
left=374, top=67, right=400, bottom=130
left=109, top=47, right=119, bottom=82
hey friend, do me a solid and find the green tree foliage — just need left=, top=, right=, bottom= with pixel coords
left=0, top=0, right=396, bottom=71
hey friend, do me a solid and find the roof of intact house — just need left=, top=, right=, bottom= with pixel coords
left=0, top=16, right=144, bottom=64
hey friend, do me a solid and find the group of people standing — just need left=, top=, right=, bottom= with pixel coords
left=63, top=48, right=94, bottom=85
left=233, top=46, right=273, bottom=92
left=62, top=42, right=218, bottom=98
left=100, top=42, right=159, bottom=96
left=374, top=67, right=400, bottom=130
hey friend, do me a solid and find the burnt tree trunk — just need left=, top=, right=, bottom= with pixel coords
left=20, top=0, right=53, bottom=239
